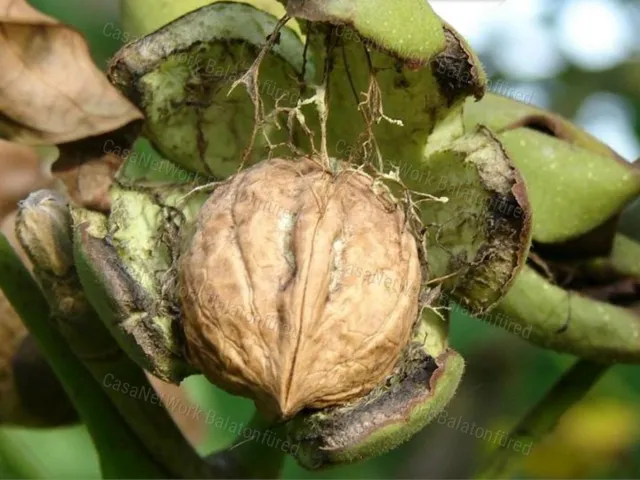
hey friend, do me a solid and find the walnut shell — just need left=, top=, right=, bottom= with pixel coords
left=179, top=158, right=422, bottom=419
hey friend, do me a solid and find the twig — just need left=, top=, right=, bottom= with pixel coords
left=15, top=193, right=218, bottom=479
left=474, top=358, right=610, bottom=479
left=206, top=410, right=287, bottom=479
left=0, top=234, right=169, bottom=479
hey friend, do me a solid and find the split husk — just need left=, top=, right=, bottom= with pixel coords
left=464, top=93, right=640, bottom=362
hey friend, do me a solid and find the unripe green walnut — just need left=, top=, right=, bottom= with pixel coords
left=179, top=158, right=423, bottom=420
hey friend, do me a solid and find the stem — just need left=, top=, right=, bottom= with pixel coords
left=0, top=234, right=169, bottom=479
left=47, top=280, right=215, bottom=478
left=497, top=266, right=640, bottom=362
left=15, top=194, right=219, bottom=479
left=474, top=359, right=610, bottom=479
left=207, top=410, right=287, bottom=479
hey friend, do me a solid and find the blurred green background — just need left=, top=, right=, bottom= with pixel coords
left=1, top=0, right=639, bottom=478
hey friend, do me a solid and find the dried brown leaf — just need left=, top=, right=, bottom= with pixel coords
left=0, top=0, right=143, bottom=144
left=52, top=130, right=138, bottom=212
left=0, top=139, right=58, bottom=221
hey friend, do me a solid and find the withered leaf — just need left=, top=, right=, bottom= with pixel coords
left=0, top=139, right=58, bottom=221
left=0, top=0, right=143, bottom=144
left=52, top=130, right=139, bottom=212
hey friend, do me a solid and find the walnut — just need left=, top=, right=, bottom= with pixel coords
left=179, top=158, right=422, bottom=419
